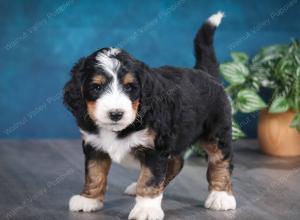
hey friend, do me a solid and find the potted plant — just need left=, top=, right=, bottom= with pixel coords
left=220, top=40, right=300, bottom=157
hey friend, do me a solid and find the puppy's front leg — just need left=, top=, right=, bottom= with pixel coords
left=69, top=143, right=111, bottom=212
left=129, top=151, right=168, bottom=220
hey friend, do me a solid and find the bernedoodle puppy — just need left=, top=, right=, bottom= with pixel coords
left=63, top=12, right=236, bottom=220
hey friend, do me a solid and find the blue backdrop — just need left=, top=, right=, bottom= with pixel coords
left=1, top=0, right=299, bottom=139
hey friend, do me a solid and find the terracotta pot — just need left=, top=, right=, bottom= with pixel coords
left=258, top=110, right=300, bottom=157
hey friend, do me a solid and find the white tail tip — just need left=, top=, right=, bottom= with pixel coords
left=208, top=11, right=224, bottom=27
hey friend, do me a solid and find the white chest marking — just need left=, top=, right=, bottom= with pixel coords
left=81, top=128, right=153, bottom=163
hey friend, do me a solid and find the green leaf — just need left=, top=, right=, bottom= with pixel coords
left=290, top=113, right=300, bottom=133
left=231, top=52, right=249, bottom=64
left=252, top=44, right=287, bottom=64
left=220, top=62, right=249, bottom=85
left=236, top=89, right=267, bottom=113
left=268, top=96, right=290, bottom=113
left=232, top=120, right=246, bottom=140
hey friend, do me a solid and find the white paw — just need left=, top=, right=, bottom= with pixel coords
left=69, top=195, right=103, bottom=212
left=129, top=194, right=164, bottom=220
left=204, top=191, right=236, bottom=211
left=124, top=182, right=137, bottom=196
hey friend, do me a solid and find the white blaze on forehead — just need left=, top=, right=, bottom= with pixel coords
left=95, top=47, right=121, bottom=76
left=95, top=48, right=124, bottom=107
left=106, top=47, right=120, bottom=56
left=95, top=47, right=121, bottom=84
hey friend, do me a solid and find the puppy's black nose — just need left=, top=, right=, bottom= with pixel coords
left=108, top=110, right=124, bottom=122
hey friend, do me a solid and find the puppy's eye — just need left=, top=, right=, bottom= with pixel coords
left=124, top=83, right=136, bottom=92
left=91, top=84, right=103, bottom=92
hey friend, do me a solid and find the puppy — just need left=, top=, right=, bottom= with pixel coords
left=63, top=12, right=236, bottom=220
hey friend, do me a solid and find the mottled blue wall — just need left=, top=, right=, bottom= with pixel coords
left=0, top=0, right=299, bottom=138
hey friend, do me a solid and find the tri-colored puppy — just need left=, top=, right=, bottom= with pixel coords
left=64, top=12, right=236, bottom=220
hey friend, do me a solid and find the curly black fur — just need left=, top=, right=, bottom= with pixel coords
left=63, top=15, right=233, bottom=199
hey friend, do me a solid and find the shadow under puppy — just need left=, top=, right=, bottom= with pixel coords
left=63, top=12, right=236, bottom=220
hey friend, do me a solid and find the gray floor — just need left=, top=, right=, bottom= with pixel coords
left=0, top=139, right=300, bottom=220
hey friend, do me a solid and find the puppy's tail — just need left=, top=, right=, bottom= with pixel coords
left=194, top=11, right=224, bottom=78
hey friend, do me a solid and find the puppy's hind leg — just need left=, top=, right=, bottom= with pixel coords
left=202, top=129, right=236, bottom=211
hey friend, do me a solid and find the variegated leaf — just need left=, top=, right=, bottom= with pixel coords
left=236, top=89, right=267, bottom=113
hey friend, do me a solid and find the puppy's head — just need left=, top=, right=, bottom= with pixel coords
left=64, top=47, right=147, bottom=132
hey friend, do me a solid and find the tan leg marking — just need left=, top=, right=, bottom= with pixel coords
left=203, top=143, right=236, bottom=210
left=136, top=165, right=165, bottom=198
left=81, top=156, right=112, bottom=202
left=203, top=143, right=232, bottom=193
left=164, top=155, right=184, bottom=187
left=136, top=153, right=183, bottom=197
left=130, top=158, right=167, bottom=220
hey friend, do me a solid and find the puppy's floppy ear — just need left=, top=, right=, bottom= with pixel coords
left=63, top=58, right=88, bottom=123
left=64, top=58, right=98, bottom=132
left=138, top=71, right=153, bottom=116
left=133, top=62, right=154, bottom=115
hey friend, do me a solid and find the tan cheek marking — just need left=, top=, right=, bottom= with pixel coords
left=87, top=101, right=96, bottom=121
left=132, top=100, right=140, bottom=111
left=81, top=157, right=112, bottom=201
left=92, top=75, right=106, bottom=85
left=203, top=143, right=232, bottom=193
left=122, top=73, right=135, bottom=85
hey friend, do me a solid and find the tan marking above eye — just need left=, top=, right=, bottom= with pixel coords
left=122, top=73, right=135, bottom=85
left=92, top=75, right=107, bottom=85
